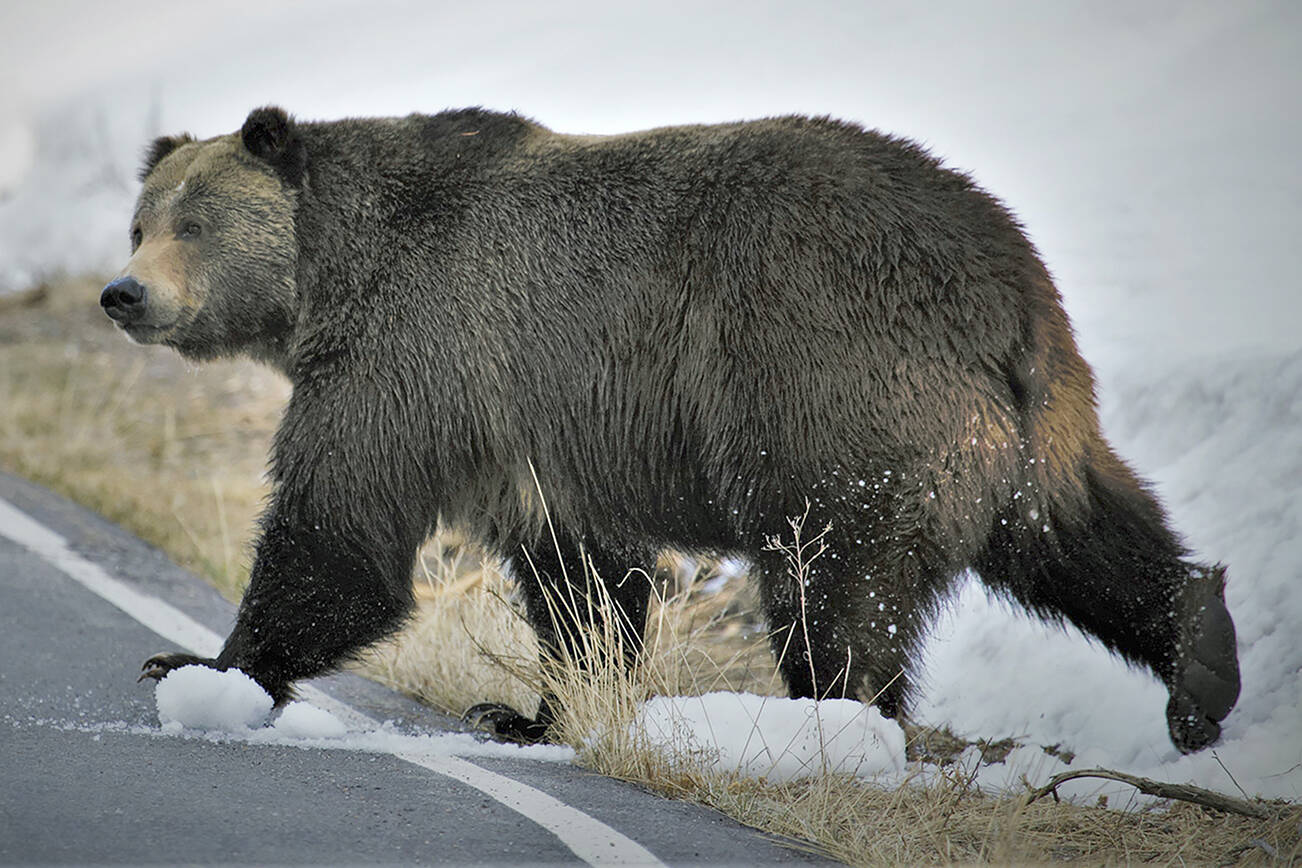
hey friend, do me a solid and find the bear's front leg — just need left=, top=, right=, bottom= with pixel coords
left=137, top=514, right=418, bottom=704
left=138, top=380, right=429, bottom=705
left=233, top=510, right=419, bottom=702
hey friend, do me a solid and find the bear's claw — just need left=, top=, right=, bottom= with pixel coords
left=1166, top=566, right=1240, bottom=754
left=463, top=702, right=550, bottom=744
left=138, top=652, right=215, bottom=683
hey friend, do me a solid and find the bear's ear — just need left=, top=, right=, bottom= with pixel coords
left=138, top=133, right=195, bottom=182
left=241, top=106, right=307, bottom=187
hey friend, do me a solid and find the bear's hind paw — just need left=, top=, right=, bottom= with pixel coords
left=1165, top=568, right=1241, bottom=753
left=463, top=702, right=550, bottom=744
left=1166, top=690, right=1222, bottom=754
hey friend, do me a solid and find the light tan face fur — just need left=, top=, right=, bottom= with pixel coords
left=111, top=134, right=298, bottom=366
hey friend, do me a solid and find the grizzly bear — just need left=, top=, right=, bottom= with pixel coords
left=107, top=106, right=1240, bottom=753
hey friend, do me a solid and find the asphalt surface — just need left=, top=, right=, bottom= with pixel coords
left=0, top=470, right=829, bottom=866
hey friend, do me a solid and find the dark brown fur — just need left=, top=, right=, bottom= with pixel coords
left=114, top=106, right=1240, bottom=752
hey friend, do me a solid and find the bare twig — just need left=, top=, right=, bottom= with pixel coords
left=1024, top=768, right=1274, bottom=820
left=1213, top=750, right=1252, bottom=802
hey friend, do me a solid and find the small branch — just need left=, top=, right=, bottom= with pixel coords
left=1024, top=768, right=1274, bottom=820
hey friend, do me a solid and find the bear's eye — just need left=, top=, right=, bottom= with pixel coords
left=130, top=226, right=142, bottom=250
left=180, top=221, right=203, bottom=239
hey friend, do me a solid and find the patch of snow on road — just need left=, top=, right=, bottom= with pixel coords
left=150, top=664, right=574, bottom=763
left=151, top=669, right=908, bottom=782
left=271, top=700, right=350, bottom=739
left=155, top=666, right=271, bottom=733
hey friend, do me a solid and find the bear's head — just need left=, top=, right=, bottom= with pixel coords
left=102, top=107, right=305, bottom=367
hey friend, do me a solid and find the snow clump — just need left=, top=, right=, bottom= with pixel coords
left=271, top=700, right=350, bottom=739
left=635, top=691, right=906, bottom=782
left=154, top=665, right=273, bottom=733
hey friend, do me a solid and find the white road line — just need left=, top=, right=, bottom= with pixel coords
left=0, top=495, right=665, bottom=868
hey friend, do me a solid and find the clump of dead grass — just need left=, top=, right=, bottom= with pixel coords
left=359, top=533, right=541, bottom=718
left=491, top=508, right=1301, bottom=865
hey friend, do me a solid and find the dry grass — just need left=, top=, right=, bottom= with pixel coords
left=502, top=522, right=1301, bottom=866
left=4, top=275, right=1298, bottom=865
left=361, top=534, right=541, bottom=717
left=0, top=276, right=284, bottom=599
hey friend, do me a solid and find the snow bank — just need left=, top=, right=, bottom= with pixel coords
left=919, top=349, right=1302, bottom=802
left=634, top=692, right=906, bottom=782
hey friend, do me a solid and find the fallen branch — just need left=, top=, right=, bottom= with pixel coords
left=1024, top=768, right=1273, bottom=820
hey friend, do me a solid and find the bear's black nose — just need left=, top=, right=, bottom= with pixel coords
left=100, top=277, right=148, bottom=322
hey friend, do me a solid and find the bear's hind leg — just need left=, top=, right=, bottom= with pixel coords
left=975, top=450, right=1240, bottom=753
left=755, top=534, right=950, bottom=720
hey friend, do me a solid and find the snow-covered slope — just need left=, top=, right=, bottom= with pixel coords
left=2, top=0, right=1297, bottom=799
left=919, top=349, right=1302, bottom=798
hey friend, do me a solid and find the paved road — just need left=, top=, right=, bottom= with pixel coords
left=0, top=471, right=828, bottom=866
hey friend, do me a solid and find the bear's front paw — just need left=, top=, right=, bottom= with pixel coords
left=138, top=652, right=217, bottom=683
left=463, top=702, right=551, bottom=744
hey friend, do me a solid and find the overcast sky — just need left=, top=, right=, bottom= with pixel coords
left=2, top=1, right=1299, bottom=358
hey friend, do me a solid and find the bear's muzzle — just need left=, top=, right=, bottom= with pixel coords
left=100, top=276, right=148, bottom=323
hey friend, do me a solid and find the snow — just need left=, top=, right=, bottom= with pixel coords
left=635, top=692, right=905, bottom=782
left=271, top=700, right=350, bottom=740
left=150, top=668, right=902, bottom=783
left=150, top=665, right=574, bottom=763
left=155, top=665, right=272, bottom=733
left=4, top=1, right=1299, bottom=804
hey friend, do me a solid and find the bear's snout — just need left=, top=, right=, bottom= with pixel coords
left=100, top=277, right=148, bottom=322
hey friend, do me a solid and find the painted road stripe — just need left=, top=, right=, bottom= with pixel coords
left=0, top=495, right=664, bottom=868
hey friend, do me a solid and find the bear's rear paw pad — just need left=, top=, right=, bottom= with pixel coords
left=139, top=652, right=216, bottom=683
left=463, top=702, right=550, bottom=745
left=1181, top=593, right=1240, bottom=722
left=1167, top=690, right=1222, bottom=754
left=1167, top=568, right=1241, bottom=753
